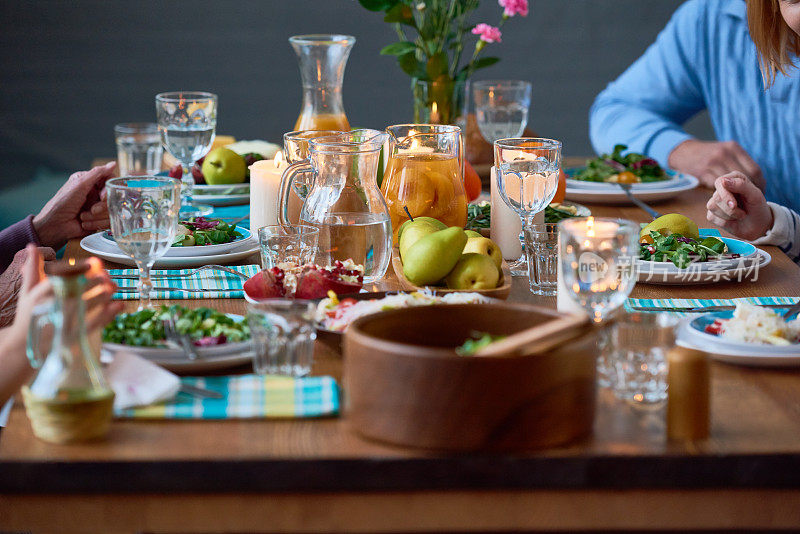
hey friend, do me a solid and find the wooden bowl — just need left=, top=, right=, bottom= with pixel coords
left=391, top=248, right=512, bottom=300
left=343, top=303, right=597, bottom=451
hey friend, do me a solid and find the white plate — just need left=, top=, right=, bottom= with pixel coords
left=677, top=320, right=800, bottom=367
left=102, top=313, right=254, bottom=373
left=565, top=173, right=698, bottom=204
left=194, top=183, right=250, bottom=195
left=81, top=232, right=259, bottom=268
left=103, top=228, right=254, bottom=257
left=636, top=248, right=771, bottom=285
left=567, top=175, right=682, bottom=190
left=189, top=193, right=250, bottom=206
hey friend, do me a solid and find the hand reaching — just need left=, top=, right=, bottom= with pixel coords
left=706, top=172, right=773, bottom=241
left=32, top=161, right=116, bottom=250
left=669, top=139, right=765, bottom=191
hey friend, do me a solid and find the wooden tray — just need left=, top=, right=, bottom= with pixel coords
left=391, top=248, right=512, bottom=300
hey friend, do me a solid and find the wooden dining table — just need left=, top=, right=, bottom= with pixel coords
left=1, top=159, right=800, bottom=533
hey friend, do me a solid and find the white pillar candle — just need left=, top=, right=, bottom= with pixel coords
left=249, top=158, right=282, bottom=232
left=490, top=166, right=543, bottom=260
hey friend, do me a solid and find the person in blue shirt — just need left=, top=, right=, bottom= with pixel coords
left=589, top=0, right=800, bottom=215
left=705, top=0, right=800, bottom=263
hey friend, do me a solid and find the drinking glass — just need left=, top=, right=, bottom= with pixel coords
left=495, top=138, right=561, bottom=276
left=473, top=80, right=532, bottom=144
left=605, top=312, right=680, bottom=404
left=258, top=224, right=320, bottom=269
left=524, top=223, right=558, bottom=296
left=106, top=177, right=181, bottom=310
left=558, top=217, right=639, bottom=324
left=155, top=91, right=217, bottom=217
left=114, top=123, right=163, bottom=176
left=247, top=300, right=317, bottom=377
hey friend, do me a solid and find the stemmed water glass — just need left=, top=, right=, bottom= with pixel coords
left=494, top=138, right=562, bottom=276
left=473, top=80, right=532, bottom=144
left=155, top=91, right=217, bottom=217
left=106, top=177, right=181, bottom=310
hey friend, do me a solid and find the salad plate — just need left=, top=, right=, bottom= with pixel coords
left=81, top=232, right=258, bottom=268
left=102, top=227, right=254, bottom=257
left=637, top=248, right=770, bottom=285
left=102, top=310, right=254, bottom=373
left=564, top=169, right=698, bottom=204
left=677, top=310, right=800, bottom=367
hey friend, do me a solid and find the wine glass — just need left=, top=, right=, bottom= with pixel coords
left=155, top=91, right=217, bottom=217
left=106, top=177, right=181, bottom=310
left=558, top=217, right=639, bottom=323
left=494, top=138, right=561, bottom=276
left=473, top=80, right=532, bottom=144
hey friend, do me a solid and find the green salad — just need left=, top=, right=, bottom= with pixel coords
left=573, top=144, right=667, bottom=183
left=173, top=217, right=243, bottom=247
left=466, top=201, right=582, bottom=229
left=456, top=331, right=506, bottom=356
left=639, top=231, right=733, bottom=269
left=102, top=305, right=250, bottom=347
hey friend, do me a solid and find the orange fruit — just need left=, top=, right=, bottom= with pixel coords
left=464, top=161, right=482, bottom=201
left=552, top=168, right=567, bottom=204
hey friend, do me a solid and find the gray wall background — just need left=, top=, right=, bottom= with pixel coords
left=0, top=0, right=713, bottom=192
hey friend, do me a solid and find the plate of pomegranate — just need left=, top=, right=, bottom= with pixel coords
left=243, top=260, right=365, bottom=302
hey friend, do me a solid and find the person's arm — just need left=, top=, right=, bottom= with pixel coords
left=0, top=216, right=41, bottom=271
left=589, top=0, right=706, bottom=166
left=706, top=172, right=800, bottom=262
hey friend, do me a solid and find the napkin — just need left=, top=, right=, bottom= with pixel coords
left=110, top=264, right=260, bottom=300
left=115, top=374, right=340, bottom=420
left=105, top=351, right=181, bottom=410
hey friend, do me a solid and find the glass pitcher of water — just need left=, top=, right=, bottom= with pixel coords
left=277, top=129, right=391, bottom=283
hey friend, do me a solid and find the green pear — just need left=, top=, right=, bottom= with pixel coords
left=397, top=216, right=446, bottom=241
left=445, top=253, right=500, bottom=290
left=399, top=221, right=440, bottom=260
left=464, top=230, right=483, bottom=238
left=403, top=227, right=467, bottom=286
left=463, top=236, right=503, bottom=269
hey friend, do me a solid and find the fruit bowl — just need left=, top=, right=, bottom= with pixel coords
left=343, top=303, right=597, bottom=451
left=391, top=248, right=512, bottom=299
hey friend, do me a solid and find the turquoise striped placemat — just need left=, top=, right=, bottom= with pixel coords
left=110, top=264, right=260, bottom=300
left=115, top=374, right=339, bottom=419
left=626, top=296, right=798, bottom=317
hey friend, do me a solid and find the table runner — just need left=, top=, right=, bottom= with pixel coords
left=115, top=374, right=339, bottom=419
left=110, top=264, right=259, bottom=300
left=625, top=296, right=798, bottom=317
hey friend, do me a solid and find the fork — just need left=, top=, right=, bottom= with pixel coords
left=115, top=286, right=227, bottom=294
left=162, top=316, right=200, bottom=361
left=615, top=183, right=662, bottom=219
left=110, top=264, right=249, bottom=281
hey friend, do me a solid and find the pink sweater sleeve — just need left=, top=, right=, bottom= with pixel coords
left=0, top=215, right=41, bottom=271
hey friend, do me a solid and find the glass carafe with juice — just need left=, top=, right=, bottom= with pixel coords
left=22, top=259, right=115, bottom=444
left=278, top=129, right=391, bottom=283
left=290, top=34, right=354, bottom=131
left=382, top=124, right=468, bottom=245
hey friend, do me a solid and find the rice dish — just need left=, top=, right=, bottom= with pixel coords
left=717, top=302, right=800, bottom=346
left=315, top=290, right=492, bottom=332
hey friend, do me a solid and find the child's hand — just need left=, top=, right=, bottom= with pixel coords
left=706, top=172, right=773, bottom=240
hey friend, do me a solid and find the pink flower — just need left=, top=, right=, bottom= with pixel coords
left=498, top=0, right=529, bottom=17
left=472, top=23, right=502, bottom=43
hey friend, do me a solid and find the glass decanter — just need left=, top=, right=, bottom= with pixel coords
left=290, top=34, right=354, bottom=131
left=22, top=260, right=114, bottom=444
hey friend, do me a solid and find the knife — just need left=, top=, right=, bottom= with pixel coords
left=629, top=303, right=795, bottom=313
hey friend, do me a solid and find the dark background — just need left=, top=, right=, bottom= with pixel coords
left=0, top=0, right=713, bottom=221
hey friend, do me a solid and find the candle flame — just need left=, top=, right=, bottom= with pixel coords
left=274, top=151, right=285, bottom=169
left=586, top=216, right=595, bottom=238
left=68, top=258, right=76, bottom=266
